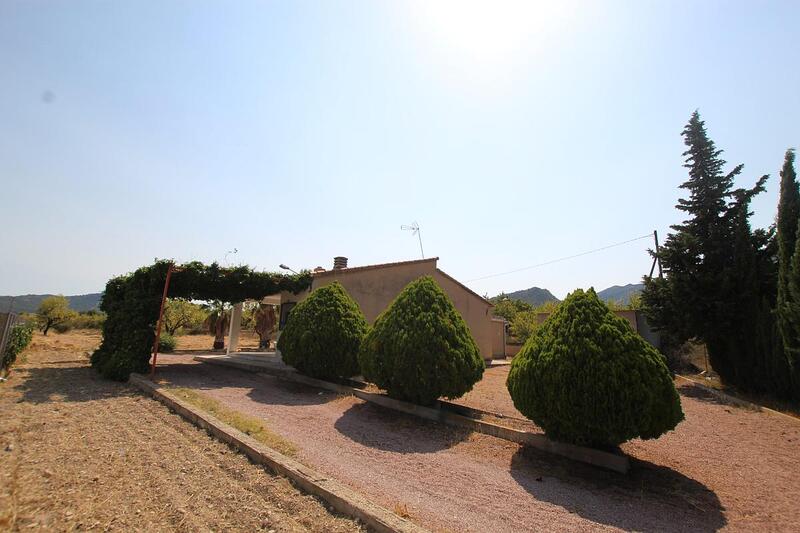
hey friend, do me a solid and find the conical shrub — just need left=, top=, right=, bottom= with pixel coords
left=278, top=282, right=367, bottom=380
left=507, top=289, right=684, bottom=448
left=358, top=276, right=485, bottom=405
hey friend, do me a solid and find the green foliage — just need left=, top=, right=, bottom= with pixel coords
left=2, top=323, right=34, bottom=372
left=92, top=260, right=311, bottom=381
left=491, top=297, right=533, bottom=321
left=509, top=310, right=540, bottom=343
left=776, top=149, right=800, bottom=396
left=36, top=295, right=78, bottom=335
left=69, top=310, right=107, bottom=330
left=277, top=282, right=367, bottom=380
left=157, top=332, right=177, bottom=353
left=641, top=111, right=783, bottom=396
left=507, top=289, right=684, bottom=448
left=163, top=299, right=207, bottom=335
left=359, top=276, right=485, bottom=405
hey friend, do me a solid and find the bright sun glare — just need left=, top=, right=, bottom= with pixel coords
left=408, top=0, right=576, bottom=75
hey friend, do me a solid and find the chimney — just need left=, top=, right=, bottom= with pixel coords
left=333, top=256, right=348, bottom=270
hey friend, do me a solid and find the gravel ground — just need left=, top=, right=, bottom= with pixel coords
left=154, top=356, right=800, bottom=532
left=0, top=332, right=362, bottom=532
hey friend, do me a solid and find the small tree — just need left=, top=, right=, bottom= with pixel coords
left=507, top=289, right=684, bottom=448
left=163, top=299, right=207, bottom=335
left=510, top=310, right=539, bottom=343
left=36, top=295, right=77, bottom=335
left=359, top=276, right=485, bottom=405
left=277, top=282, right=367, bottom=380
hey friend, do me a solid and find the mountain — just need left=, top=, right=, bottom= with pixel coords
left=0, top=293, right=102, bottom=314
left=596, top=284, right=644, bottom=305
left=501, top=287, right=560, bottom=306
left=497, top=283, right=645, bottom=307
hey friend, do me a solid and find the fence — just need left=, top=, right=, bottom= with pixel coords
left=0, top=312, right=19, bottom=357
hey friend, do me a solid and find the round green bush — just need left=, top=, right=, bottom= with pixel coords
left=358, top=276, right=485, bottom=405
left=277, top=282, right=368, bottom=380
left=158, top=332, right=177, bottom=353
left=507, top=288, right=684, bottom=448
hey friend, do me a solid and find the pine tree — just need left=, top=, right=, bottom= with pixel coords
left=642, top=111, right=773, bottom=392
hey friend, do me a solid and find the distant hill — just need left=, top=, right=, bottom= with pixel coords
left=496, top=282, right=645, bottom=307
left=501, top=287, right=560, bottom=306
left=0, top=293, right=102, bottom=314
left=596, top=283, right=644, bottom=305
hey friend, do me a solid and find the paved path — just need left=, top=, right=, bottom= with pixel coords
left=154, top=356, right=800, bottom=532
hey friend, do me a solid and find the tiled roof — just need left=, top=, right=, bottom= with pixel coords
left=311, top=257, right=439, bottom=277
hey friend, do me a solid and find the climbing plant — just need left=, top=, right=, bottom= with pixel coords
left=91, top=260, right=311, bottom=380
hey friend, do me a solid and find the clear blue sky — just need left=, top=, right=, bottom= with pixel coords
left=1, top=1, right=798, bottom=299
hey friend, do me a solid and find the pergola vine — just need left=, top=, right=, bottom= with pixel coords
left=91, top=260, right=311, bottom=380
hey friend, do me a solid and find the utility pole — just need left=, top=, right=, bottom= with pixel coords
left=649, top=230, right=663, bottom=279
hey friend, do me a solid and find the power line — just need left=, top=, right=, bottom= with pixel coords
left=465, top=233, right=654, bottom=283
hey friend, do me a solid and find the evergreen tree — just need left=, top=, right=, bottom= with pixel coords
left=642, top=111, right=774, bottom=393
left=779, top=150, right=800, bottom=394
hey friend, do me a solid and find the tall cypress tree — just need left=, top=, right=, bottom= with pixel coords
left=642, top=111, right=773, bottom=392
left=778, top=150, right=800, bottom=394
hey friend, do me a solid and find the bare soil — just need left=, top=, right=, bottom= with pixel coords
left=0, top=331, right=363, bottom=532
left=153, top=356, right=800, bottom=533
left=175, top=331, right=265, bottom=352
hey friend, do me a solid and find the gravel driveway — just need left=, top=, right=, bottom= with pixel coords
left=155, top=357, right=800, bottom=532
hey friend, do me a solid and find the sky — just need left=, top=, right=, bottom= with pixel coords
left=1, top=0, right=798, bottom=300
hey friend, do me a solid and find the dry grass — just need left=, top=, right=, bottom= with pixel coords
left=0, top=330, right=361, bottom=532
left=392, top=502, right=411, bottom=519
left=174, top=330, right=265, bottom=352
left=170, top=387, right=298, bottom=457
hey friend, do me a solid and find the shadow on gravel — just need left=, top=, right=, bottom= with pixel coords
left=246, top=377, right=342, bottom=407
left=510, top=447, right=726, bottom=532
left=155, top=362, right=339, bottom=407
left=14, top=364, right=136, bottom=404
left=677, top=383, right=758, bottom=411
left=333, top=402, right=471, bottom=453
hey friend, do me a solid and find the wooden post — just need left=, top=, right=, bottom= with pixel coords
left=150, top=262, right=175, bottom=377
left=654, top=230, right=663, bottom=278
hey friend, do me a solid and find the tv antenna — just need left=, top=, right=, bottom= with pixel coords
left=401, top=221, right=425, bottom=259
left=223, top=248, right=238, bottom=266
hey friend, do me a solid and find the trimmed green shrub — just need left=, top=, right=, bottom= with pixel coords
left=507, top=288, right=684, bottom=448
left=158, top=333, right=177, bottom=353
left=277, top=282, right=368, bottom=380
left=359, top=276, right=485, bottom=405
left=2, top=323, right=34, bottom=372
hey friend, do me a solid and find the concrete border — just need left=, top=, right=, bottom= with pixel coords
left=195, top=355, right=630, bottom=473
left=128, top=373, right=429, bottom=533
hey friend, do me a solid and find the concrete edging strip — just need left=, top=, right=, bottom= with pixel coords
left=128, top=373, right=429, bottom=533
left=195, top=355, right=630, bottom=474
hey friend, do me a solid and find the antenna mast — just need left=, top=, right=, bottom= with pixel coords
left=401, top=222, right=425, bottom=259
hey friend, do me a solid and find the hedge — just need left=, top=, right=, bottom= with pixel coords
left=91, top=260, right=311, bottom=380
left=277, top=282, right=368, bottom=380
left=359, top=276, right=485, bottom=405
left=507, top=288, right=684, bottom=448
left=2, top=322, right=34, bottom=373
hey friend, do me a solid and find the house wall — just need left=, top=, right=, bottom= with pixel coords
left=313, top=260, right=438, bottom=323
left=490, top=319, right=506, bottom=358
left=283, top=259, right=497, bottom=360
left=431, top=270, right=494, bottom=360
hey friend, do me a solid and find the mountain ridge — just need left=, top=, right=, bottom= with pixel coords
left=0, top=293, right=102, bottom=314
left=496, top=282, right=645, bottom=306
